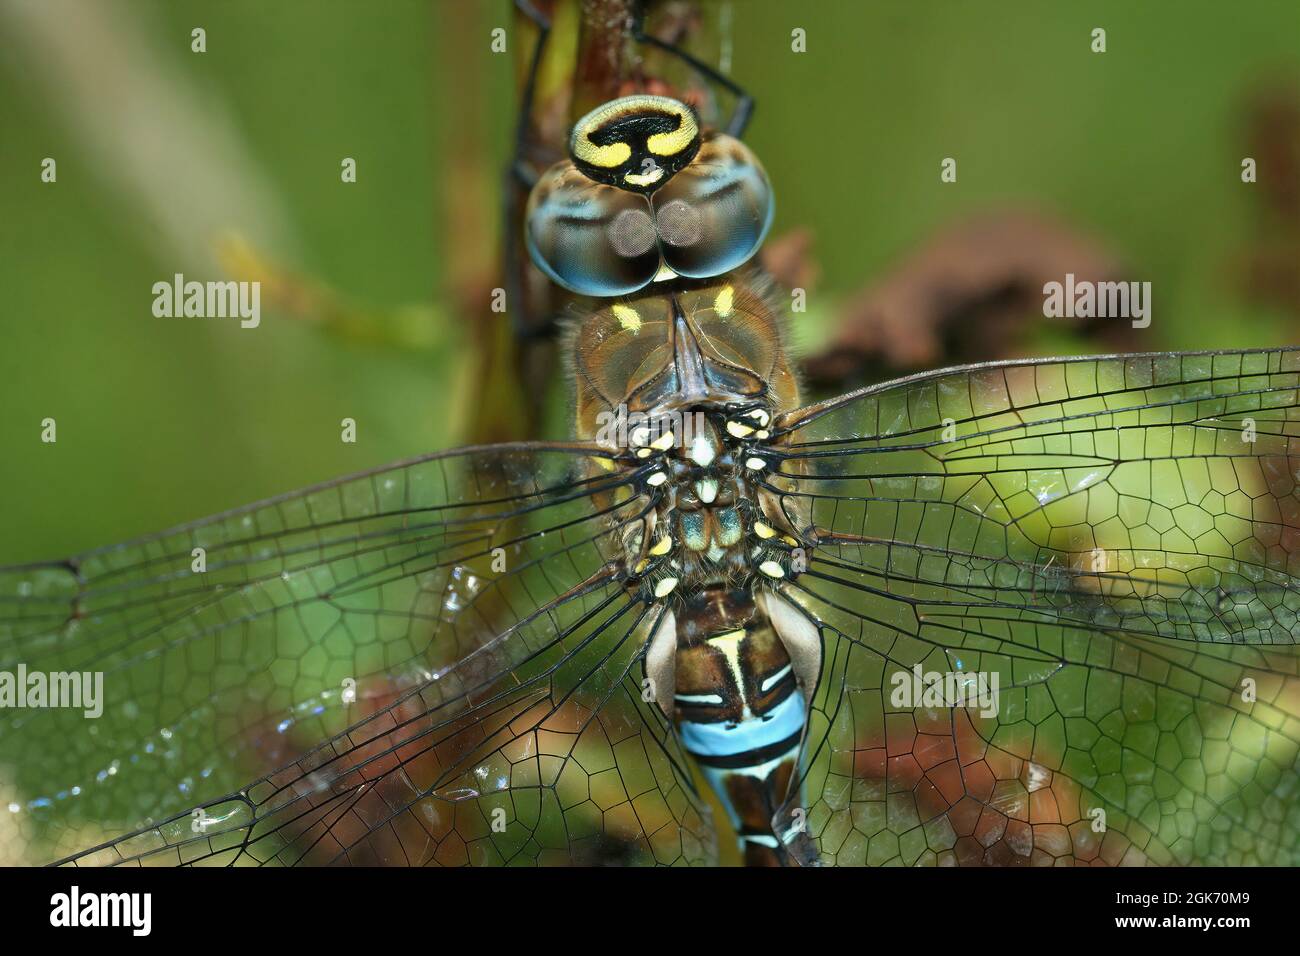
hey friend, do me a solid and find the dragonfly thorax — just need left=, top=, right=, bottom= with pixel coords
left=615, top=405, right=804, bottom=603
left=569, top=276, right=805, bottom=605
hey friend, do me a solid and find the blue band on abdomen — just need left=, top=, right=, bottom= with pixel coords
left=678, top=691, right=805, bottom=758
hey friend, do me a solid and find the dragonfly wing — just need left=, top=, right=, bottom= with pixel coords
left=0, top=444, right=714, bottom=865
left=767, top=348, right=1300, bottom=865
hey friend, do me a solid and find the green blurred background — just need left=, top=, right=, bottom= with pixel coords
left=1, top=0, right=1297, bottom=563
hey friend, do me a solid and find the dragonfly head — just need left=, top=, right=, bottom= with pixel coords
left=569, top=94, right=701, bottom=193
left=525, top=97, right=774, bottom=297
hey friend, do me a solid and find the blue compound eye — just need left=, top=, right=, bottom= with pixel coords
left=525, top=160, right=661, bottom=296
left=525, top=101, right=773, bottom=296
left=651, top=133, right=773, bottom=281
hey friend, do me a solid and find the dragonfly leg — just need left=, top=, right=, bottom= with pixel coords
left=511, top=0, right=551, bottom=186
left=630, top=0, right=755, bottom=138
left=504, top=0, right=559, bottom=343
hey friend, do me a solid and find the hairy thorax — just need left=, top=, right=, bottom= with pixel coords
left=622, top=407, right=805, bottom=598
left=567, top=273, right=806, bottom=601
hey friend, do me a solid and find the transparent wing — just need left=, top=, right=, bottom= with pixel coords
left=0, top=444, right=714, bottom=866
left=765, top=348, right=1300, bottom=865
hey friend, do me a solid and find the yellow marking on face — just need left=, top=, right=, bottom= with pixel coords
left=714, top=285, right=735, bottom=318
left=574, top=139, right=631, bottom=169
left=647, top=120, right=698, bottom=157
left=649, top=536, right=673, bottom=556
left=570, top=95, right=698, bottom=169
left=754, top=521, right=776, bottom=539
left=623, top=167, right=665, bottom=187
left=612, top=303, right=642, bottom=332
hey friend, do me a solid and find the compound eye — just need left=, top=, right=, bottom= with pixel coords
left=525, top=161, right=660, bottom=296
left=651, top=133, right=773, bottom=281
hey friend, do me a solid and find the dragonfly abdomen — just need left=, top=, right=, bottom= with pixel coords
left=648, top=587, right=818, bottom=866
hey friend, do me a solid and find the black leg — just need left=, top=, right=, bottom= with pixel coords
left=511, top=0, right=551, bottom=187
left=630, top=0, right=755, bottom=138
left=504, top=0, right=555, bottom=339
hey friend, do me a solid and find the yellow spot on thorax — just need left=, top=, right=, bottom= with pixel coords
left=613, top=303, right=642, bottom=332
left=714, top=285, right=735, bottom=318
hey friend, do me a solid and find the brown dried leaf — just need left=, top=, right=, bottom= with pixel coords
left=760, top=228, right=820, bottom=292
left=802, top=211, right=1137, bottom=388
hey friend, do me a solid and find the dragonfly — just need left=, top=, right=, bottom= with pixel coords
left=3, top=4, right=1300, bottom=868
